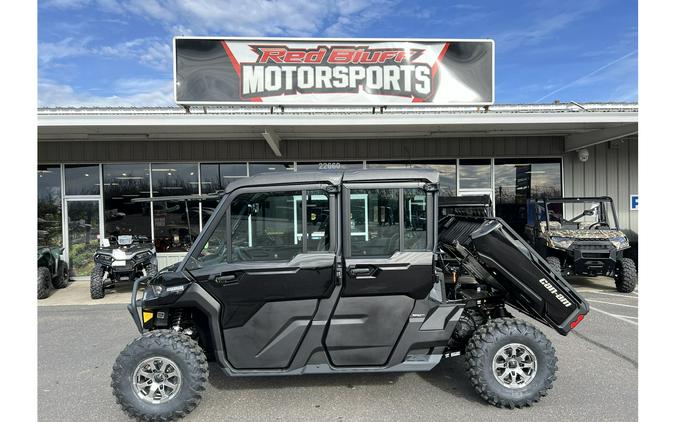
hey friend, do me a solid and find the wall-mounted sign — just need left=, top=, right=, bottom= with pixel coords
left=630, top=194, right=638, bottom=210
left=174, top=37, right=494, bottom=106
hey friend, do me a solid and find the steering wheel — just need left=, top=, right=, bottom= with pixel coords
left=589, top=222, right=609, bottom=230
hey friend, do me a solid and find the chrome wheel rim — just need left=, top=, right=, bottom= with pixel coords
left=492, top=343, right=538, bottom=389
left=132, top=356, right=182, bottom=404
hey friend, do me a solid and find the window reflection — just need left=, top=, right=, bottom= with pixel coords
left=248, top=162, right=295, bottom=175
left=151, top=163, right=199, bottom=252
left=494, top=159, right=562, bottom=234
left=367, top=161, right=457, bottom=198
left=459, top=159, right=491, bottom=189
left=64, top=164, right=100, bottom=195
left=151, top=163, right=199, bottom=196
left=38, top=165, right=63, bottom=247
left=102, top=164, right=151, bottom=238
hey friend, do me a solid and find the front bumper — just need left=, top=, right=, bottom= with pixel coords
left=568, top=240, right=619, bottom=276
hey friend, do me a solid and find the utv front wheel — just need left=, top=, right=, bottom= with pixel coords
left=466, top=318, right=557, bottom=408
left=90, top=263, right=106, bottom=299
left=545, top=256, right=562, bottom=275
left=111, top=330, right=208, bottom=422
left=37, top=267, right=52, bottom=299
left=615, top=258, right=638, bottom=293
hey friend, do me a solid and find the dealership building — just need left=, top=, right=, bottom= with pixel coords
left=37, top=38, right=639, bottom=278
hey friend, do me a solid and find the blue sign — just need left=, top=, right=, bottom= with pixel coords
left=630, top=194, right=638, bottom=211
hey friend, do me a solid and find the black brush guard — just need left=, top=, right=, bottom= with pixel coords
left=439, top=216, right=589, bottom=335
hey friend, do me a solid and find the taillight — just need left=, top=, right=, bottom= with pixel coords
left=570, top=314, right=585, bottom=329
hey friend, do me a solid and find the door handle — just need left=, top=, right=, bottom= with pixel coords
left=348, top=267, right=372, bottom=277
left=214, top=274, right=237, bottom=285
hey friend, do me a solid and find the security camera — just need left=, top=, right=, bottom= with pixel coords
left=578, top=148, right=589, bottom=162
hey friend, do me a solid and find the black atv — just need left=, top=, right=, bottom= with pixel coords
left=524, top=197, right=637, bottom=293
left=90, top=235, right=158, bottom=299
left=37, top=246, right=69, bottom=299
left=111, top=170, right=588, bottom=421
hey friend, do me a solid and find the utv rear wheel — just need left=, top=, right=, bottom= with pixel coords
left=37, top=267, right=52, bottom=300
left=52, top=261, right=69, bottom=289
left=466, top=318, right=557, bottom=408
left=90, top=263, right=105, bottom=299
left=545, top=256, right=562, bottom=275
left=615, top=258, right=637, bottom=293
left=111, top=330, right=208, bottom=422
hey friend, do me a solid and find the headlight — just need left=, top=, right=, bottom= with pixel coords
left=151, top=284, right=164, bottom=296
left=549, top=236, right=574, bottom=250
left=609, top=236, right=630, bottom=250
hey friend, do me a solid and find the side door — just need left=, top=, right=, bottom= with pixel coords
left=186, top=186, right=337, bottom=369
left=324, top=183, right=435, bottom=367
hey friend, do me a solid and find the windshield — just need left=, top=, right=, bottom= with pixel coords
left=543, top=200, right=617, bottom=230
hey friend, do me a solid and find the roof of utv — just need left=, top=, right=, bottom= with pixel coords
left=224, top=168, right=440, bottom=193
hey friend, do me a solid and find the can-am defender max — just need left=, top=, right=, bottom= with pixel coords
left=91, top=235, right=158, bottom=299
left=524, top=197, right=637, bottom=293
left=111, top=170, right=588, bottom=421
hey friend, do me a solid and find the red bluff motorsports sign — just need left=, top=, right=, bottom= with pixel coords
left=174, top=37, right=494, bottom=106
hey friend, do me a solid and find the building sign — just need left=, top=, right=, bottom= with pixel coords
left=174, top=37, right=494, bottom=106
left=630, top=194, right=638, bottom=210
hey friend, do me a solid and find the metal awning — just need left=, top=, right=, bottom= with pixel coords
left=38, top=103, right=638, bottom=156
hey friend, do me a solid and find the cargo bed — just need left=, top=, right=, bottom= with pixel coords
left=439, top=215, right=589, bottom=335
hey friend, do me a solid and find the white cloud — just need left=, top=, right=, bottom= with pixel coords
left=39, top=37, right=172, bottom=70
left=39, top=78, right=174, bottom=107
left=41, top=0, right=395, bottom=37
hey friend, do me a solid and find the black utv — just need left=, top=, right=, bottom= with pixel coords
left=91, top=235, right=158, bottom=299
left=112, top=170, right=588, bottom=421
left=524, top=197, right=637, bottom=293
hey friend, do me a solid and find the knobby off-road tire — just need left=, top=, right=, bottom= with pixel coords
left=466, top=318, right=557, bottom=408
left=111, top=330, right=209, bottom=422
left=37, top=267, right=52, bottom=300
left=52, top=261, right=69, bottom=289
left=545, top=256, right=562, bottom=276
left=615, top=257, right=638, bottom=293
left=90, top=263, right=106, bottom=299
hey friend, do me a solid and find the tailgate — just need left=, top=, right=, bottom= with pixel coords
left=439, top=216, right=589, bottom=335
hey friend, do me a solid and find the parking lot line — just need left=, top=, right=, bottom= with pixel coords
left=590, top=306, right=638, bottom=326
left=586, top=299, right=639, bottom=309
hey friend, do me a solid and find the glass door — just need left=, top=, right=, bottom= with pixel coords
left=65, top=199, right=102, bottom=278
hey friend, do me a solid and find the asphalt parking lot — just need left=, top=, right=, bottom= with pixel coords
left=38, top=277, right=637, bottom=422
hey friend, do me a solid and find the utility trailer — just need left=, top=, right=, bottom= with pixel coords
left=111, top=169, right=588, bottom=421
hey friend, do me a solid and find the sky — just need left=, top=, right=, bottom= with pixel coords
left=37, top=0, right=638, bottom=107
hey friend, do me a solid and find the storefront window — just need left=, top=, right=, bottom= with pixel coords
left=64, top=164, right=100, bottom=195
left=367, top=161, right=457, bottom=198
left=248, top=162, right=295, bottom=175
left=297, top=162, right=362, bottom=172
left=102, top=164, right=151, bottom=239
left=459, top=159, right=491, bottom=189
left=38, top=165, right=63, bottom=247
left=494, top=159, right=562, bottom=234
left=200, top=163, right=248, bottom=194
left=151, top=163, right=199, bottom=252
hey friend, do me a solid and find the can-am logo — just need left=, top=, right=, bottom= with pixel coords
left=240, top=45, right=433, bottom=99
left=538, top=278, right=572, bottom=308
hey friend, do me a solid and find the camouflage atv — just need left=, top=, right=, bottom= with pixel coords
left=524, top=197, right=637, bottom=293
left=37, top=246, right=69, bottom=299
